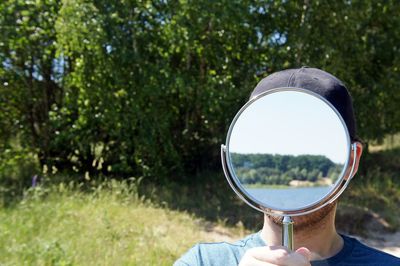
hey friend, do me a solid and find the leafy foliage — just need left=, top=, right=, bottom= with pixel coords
left=1, top=1, right=400, bottom=184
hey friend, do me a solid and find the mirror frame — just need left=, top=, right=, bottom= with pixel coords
left=222, top=87, right=358, bottom=217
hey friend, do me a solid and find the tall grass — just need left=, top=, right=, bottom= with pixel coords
left=0, top=147, right=399, bottom=265
left=0, top=180, right=210, bottom=265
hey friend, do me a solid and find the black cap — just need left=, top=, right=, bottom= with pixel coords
left=251, top=67, right=357, bottom=141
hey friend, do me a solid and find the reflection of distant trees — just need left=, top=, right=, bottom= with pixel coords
left=231, top=153, right=343, bottom=186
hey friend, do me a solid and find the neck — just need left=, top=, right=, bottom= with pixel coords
left=260, top=205, right=343, bottom=260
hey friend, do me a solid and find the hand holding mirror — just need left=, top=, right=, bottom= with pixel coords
left=221, top=88, right=359, bottom=250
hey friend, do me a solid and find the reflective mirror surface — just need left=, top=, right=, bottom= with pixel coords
left=226, top=89, right=350, bottom=211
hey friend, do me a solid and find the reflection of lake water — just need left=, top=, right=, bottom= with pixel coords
left=245, top=187, right=333, bottom=210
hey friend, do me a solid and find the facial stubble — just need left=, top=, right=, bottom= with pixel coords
left=267, top=202, right=337, bottom=232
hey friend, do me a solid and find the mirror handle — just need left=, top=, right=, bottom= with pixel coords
left=282, top=216, right=294, bottom=251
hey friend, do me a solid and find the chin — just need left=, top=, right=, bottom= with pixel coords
left=267, top=202, right=337, bottom=231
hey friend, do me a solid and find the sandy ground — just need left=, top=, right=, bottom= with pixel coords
left=204, top=225, right=400, bottom=258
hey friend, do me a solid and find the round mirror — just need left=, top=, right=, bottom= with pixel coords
left=223, top=88, right=354, bottom=216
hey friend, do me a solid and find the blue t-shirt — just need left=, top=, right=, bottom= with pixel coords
left=174, top=233, right=400, bottom=266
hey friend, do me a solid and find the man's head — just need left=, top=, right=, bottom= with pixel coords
left=253, top=67, right=363, bottom=230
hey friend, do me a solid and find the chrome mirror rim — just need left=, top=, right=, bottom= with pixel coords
left=222, top=87, right=354, bottom=217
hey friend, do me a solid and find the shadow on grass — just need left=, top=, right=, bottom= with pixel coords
left=339, top=148, right=400, bottom=234
left=1, top=148, right=399, bottom=236
left=140, top=148, right=400, bottom=235
left=139, top=171, right=264, bottom=231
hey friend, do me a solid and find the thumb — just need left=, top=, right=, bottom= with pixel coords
left=295, top=247, right=312, bottom=261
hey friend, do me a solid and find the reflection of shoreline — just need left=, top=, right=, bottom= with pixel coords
left=244, top=180, right=331, bottom=189
left=244, top=184, right=291, bottom=189
left=232, top=153, right=343, bottom=187
left=289, top=177, right=332, bottom=187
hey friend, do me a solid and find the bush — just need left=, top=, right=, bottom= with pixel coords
left=0, top=149, right=40, bottom=206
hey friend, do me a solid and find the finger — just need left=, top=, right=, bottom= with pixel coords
left=251, top=246, right=311, bottom=266
left=284, top=250, right=312, bottom=266
left=239, top=256, right=278, bottom=266
left=248, top=246, right=292, bottom=264
left=295, top=247, right=312, bottom=261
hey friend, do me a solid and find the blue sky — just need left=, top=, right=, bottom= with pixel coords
left=228, top=90, right=349, bottom=164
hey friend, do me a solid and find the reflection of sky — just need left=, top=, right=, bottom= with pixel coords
left=229, top=91, right=349, bottom=164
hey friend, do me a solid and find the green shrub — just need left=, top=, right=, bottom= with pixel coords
left=0, top=149, right=40, bottom=206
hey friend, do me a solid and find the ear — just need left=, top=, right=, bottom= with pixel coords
left=350, top=141, right=363, bottom=179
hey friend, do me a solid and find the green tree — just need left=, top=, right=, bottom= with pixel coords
left=1, top=0, right=400, bottom=186
left=0, top=0, right=62, bottom=164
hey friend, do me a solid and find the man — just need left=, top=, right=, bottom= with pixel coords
left=174, top=67, right=400, bottom=266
